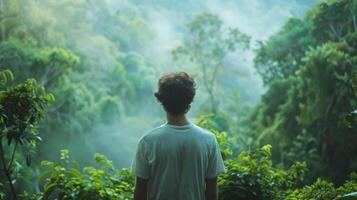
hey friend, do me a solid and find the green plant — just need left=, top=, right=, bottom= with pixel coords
left=218, top=145, right=307, bottom=200
left=172, top=12, right=250, bottom=112
left=336, top=192, right=357, bottom=200
left=284, top=172, right=357, bottom=200
left=27, top=137, right=357, bottom=200
left=29, top=150, right=134, bottom=200
left=0, top=70, right=53, bottom=199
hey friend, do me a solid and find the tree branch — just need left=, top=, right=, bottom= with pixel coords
left=0, top=0, right=5, bottom=42
left=0, top=138, right=18, bottom=200
left=329, top=23, right=341, bottom=40
left=7, top=141, right=17, bottom=171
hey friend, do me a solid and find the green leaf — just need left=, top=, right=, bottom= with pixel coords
left=0, top=69, right=14, bottom=85
left=38, top=170, right=53, bottom=182
left=43, top=183, right=57, bottom=197
left=26, top=154, right=31, bottom=167
left=336, top=192, right=357, bottom=200
left=66, top=168, right=81, bottom=177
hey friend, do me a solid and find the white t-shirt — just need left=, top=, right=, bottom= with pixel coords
left=131, top=122, right=225, bottom=200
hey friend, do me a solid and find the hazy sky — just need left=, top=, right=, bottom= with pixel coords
left=132, top=0, right=317, bottom=104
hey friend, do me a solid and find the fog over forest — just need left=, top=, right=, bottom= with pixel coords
left=4, top=0, right=317, bottom=168
left=2, top=0, right=357, bottom=199
left=91, top=0, right=317, bottom=168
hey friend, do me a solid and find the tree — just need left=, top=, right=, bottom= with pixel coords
left=310, top=0, right=357, bottom=42
left=254, top=18, right=315, bottom=84
left=250, top=0, right=357, bottom=183
left=298, top=41, right=357, bottom=182
left=0, top=70, right=53, bottom=199
left=172, top=12, right=250, bottom=112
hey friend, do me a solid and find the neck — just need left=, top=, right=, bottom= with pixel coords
left=166, top=113, right=189, bottom=126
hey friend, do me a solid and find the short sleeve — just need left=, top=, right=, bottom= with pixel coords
left=206, top=136, right=225, bottom=179
left=131, top=139, right=150, bottom=179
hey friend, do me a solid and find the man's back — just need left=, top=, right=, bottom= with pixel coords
left=132, top=122, right=225, bottom=200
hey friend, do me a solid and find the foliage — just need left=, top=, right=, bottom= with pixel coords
left=219, top=145, right=306, bottom=200
left=173, top=12, right=250, bottom=112
left=336, top=192, right=357, bottom=200
left=0, top=69, right=13, bottom=86
left=250, top=0, right=357, bottom=183
left=0, top=0, right=158, bottom=176
left=24, top=150, right=134, bottom=200
left=310, top=0, right=357, bottom=42
left=0, top=0, right=356, bottom=198
left=284, top=172, right=357, bottom=200
left=254, top=17, right=315, bottom=84
left=285, top=178, right=337, bottom=200
left=0, top=70, right=53, bottom=199
left=0, top=78, right=54, bottom=146
left=2, top=113, right=353, bottom=200
left=29, top=128, right=354, bottom=200
left=213, top=131, right=357, bottom=200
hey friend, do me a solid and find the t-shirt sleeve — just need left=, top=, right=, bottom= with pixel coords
left=206, top=136, right=225, bottom=179
left=131, top=138, right=150, bottom=179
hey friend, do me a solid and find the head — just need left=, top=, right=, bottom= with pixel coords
left=154, top=72, right=196, bottom=116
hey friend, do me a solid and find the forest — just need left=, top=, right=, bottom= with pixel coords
left=0, top=0, right=356, bottom=199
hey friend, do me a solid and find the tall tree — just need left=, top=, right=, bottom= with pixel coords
left=250, top=0, right=357, bottom=183
left=0, top=70, right=53, bottom=199
left=172, top=12, right=250, bottom=112
left=254, top=18, right=315, bottom=84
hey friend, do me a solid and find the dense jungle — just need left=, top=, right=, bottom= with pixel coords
left=0, top=0, right=356, bottom=199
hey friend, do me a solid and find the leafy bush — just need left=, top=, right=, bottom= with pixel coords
left=197, top=115, right=357, bottom=200
left=285, top=179, right=337, bottom=200
left=27, top=142, right=357, bottom=200
left=284, top=173, right=357, bottom=200
left=25, top=150, right=134, bottom=200
left=17, top=114, right=357, bottom=200
left=219, top=145, right=307, bottom=200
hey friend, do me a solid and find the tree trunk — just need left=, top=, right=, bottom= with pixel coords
left=207, top=88, right=217, bottom=113
left=0, top=139, right=18, bottom=200
left=0, top=0, right=5, bottom=42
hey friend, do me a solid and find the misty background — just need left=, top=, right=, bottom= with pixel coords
left=75, top=0, right=317, bottom=168
left=0, top=0, right=316, bottom=169
left=3, top=1, right=357, bottom=197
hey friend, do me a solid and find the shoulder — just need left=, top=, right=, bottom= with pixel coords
left=139, top=124, right=166, bottom=143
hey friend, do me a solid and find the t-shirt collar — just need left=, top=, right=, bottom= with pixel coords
left=164, top=122, right=193, bottom=130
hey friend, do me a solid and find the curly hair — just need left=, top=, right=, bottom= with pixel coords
left=154, top=72, right=196, bottom=115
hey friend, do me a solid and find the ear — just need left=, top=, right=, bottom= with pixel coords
left=154, top=92, right=161, bottom=101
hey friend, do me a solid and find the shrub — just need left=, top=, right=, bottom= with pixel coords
left=25, top=150, right=134, bottom=200
left=218, top=145, right=307, bottom=200
left=23, top=115, right=357, bottom=200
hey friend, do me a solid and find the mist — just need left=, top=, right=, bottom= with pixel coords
left=0, top=0, right=316, bottom=168
left=3, top=1, right=357, bottom=198
left=68, top=0, right=317, bottom=168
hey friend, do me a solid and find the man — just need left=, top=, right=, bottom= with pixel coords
left=132, top=72, right=225, bottom=200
